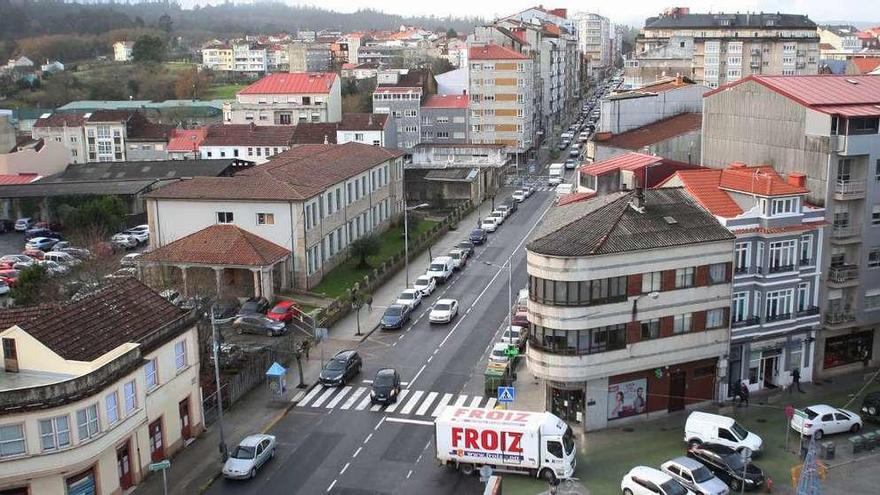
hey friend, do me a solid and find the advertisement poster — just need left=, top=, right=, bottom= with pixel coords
left=607, top=378, right=647, bottom=420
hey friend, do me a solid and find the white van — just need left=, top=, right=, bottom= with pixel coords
left=43, top=251, right=79, bottom=266
left=555, top=183, right=573, bottom=197
left=684, top=411, right=763, bottom=455
left=548, top=163, right=564, bottom=185
left=426, top=256, right=455, bottom=284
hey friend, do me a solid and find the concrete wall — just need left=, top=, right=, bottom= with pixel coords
left=600, top=85, right=707, bottom=134
left=126, top=141, right=168, bottom=162
left=0, top=139, right=70, bottom=175
left=420, top=107, right=467, bottom=143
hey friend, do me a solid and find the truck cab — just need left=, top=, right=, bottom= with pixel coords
left=548, top=164, right=564, bottom=185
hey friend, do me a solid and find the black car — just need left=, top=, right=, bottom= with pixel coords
left=232, top=315, right=288, bottom=336
left=240, top=296, right=270, bottom=315
left=861, top=391, right=880, bottom=422
left=469, top=229, right=488, bottom=245
left=211, top=298, right=240, bottom=323
left=687, top=443, right=765, bottom=491
left=380, top=303, right=411, bottom=329
left=370, top=368, right=401, bottom=405
left=24, top=228, right=62, bottom=240
left=456, top=240, right=475, bottom=257
left=319, top=350, right=362, bottom=386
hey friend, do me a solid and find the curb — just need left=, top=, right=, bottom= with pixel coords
left=358, top=322, right=382, bottom=343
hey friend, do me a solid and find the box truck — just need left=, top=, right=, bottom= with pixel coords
left=435, top=406, right=576, bottom=482
left=548, top=163, right=564, bottom=185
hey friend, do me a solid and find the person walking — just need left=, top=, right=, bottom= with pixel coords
left=790, top=368, right=804, bottom=393
left=300, top=339, right=311, bottom=360
left=740, top=381, right=750, bottom=407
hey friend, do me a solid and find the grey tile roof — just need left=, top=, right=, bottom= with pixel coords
left=644, top=13, right=816, bottom=30
left=528, top=188, right=735, bottom=257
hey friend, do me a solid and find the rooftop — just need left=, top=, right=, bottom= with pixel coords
left=202, top=124, right=296, bottom=147
left=579, top=152, right=704, bottom=187
left=338, top=113, right=389, bottom=131
left=32, top=112, right=86, bottom=128
left=528, top=188, right=734, bottom=257
left=139, top=224, right=290, bottom=267
left=238, top=72, right=337, bottom=95
left=290, top=122, right=338, bottom=144
left=609, top=76, right=698, bottom=100
left=167, top=129, right=208, bottom=152
left=644, top=12, right=816, bottom=30
left=0, top=174, right=40, bottom=185
left=596, top=113, right=702, bottom=150
left=422, top=94, right=469, bottom=109
left=469, top=44, right=529, bottom=61
left=850, top=58, right=880, bottom=75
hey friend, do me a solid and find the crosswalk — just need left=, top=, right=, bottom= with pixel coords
left=296, top=385, right=496, bottom=418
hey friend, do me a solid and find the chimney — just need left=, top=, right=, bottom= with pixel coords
left=675, top=73, right=683, bottom=85
left=787, top=173, right=806, bottom=188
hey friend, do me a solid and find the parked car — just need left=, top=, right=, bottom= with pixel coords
left=448, top=249, right=468, bottom=271
left=111, top=233, right=138, bottom=249
left=512, top=190, right=526, bottom=202
left=380, top=304, right=411, bottom=329
left=38, top=260, right=69, bottom=277
left=0, top=269, right=21, bottom=287
left=862, top=391, right=880, bottom=422
left=43, top=251, right=79, bottom=266
left=455, top=240, right=475, bottom=257
left=469, top=228, right=488, bottom=245
left=789, top=404, right=862, bottom=439
left=661, top=456, right=729, bottom=495
left=499, top=325, right=526, bottom=350
left=120, top=253, right=142, bottom=267
left=240, top=296, right=271, bottom=315
left=487, top=211, right=505, bottom=226
left=25, top=228, right=61, bottom=241
left=501, top=199, right=517, bottom=214
left=428, top=298, right=459, bottom=324
left=511, top=311, right=529, bottom=327
left=480, top=217, right=498, bottom=233
left=413, top=275, right=437, bottom=297
left=684, top=412, right=763, bottom=456
left=564, top=158, right=578, bottom=169
left=686, top=443, right=765, bottom=492
left=58, top=247, right=91, bottom=259
left=160, top=289, right=183, bottom=306
left=370, top=368, right=401, bottom=405
left=319, top=350, right=362, bottom=386
left=621, top=466, right=691, bottom=495
left=33, top=220, right=62, bottom=231
left=124, top=225, right=150, bottom=244
left=233, top=315, right=288, bottom=336
left=489, top=343, right=512, bottom=363
left=395, top=288, right=423, bottom=310
left=496, top=205, right=511, bottom=219
left=425, top=256, right=455, bottom=284
left=20, top=248, right=45, bottom=261
left=266, top=300, right=302, bottom=323
left=0, top=279, right=9, bottom=295
left=0, top=254, right=34, bottom=267
left=212, top=298, right=240, bottom=323
left=221, top=434, right=276, bottom=480
left=14, top=217, right=34, bottom=231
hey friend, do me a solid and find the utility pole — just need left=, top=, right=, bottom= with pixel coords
left=209, top=309, right=228, bottom=462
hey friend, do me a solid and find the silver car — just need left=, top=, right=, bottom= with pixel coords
left=661, top=456, right=729, bottom=495
left=222, top=434, right=276, bottom=480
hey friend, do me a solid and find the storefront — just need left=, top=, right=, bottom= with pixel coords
left=823, top=331, right=873, bottom=369
left=548, top=380, right=586, bottom=426
left=728, top=332, right=814, bottom=395
left=66, top=468, right=96, bottom=495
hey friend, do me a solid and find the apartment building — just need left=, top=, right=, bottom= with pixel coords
left=335, top=113, right=396, bottom=148
left=232, top=43, right=268, bottom=74
left=420, top=94, right=468, bottom=144
left=371, top=70, right=437, bottom=149
left=702, top=74, right=880, bottom=376
left=573, top=12, right=612, bottom=79
left=635, top=8, right=819, bottom=88
left=468, top=45, right=535, bottom=155
left=288, top=42, right=331, bottom=72
left=201, top=44, right=234, bottom=71
left=113, top=41, right=133, bottom=62
left=0, top=279, right=201, bottom=495
left=661, top=164, right=825, bottom=394
left=589, top=112, right=702, bottom=163
left=224, top=73, right=342, bottom=126
left=267, top=44, right=290, bottom=72
left=199, top=124, right=295, bottom=164
left=145, top=142, right=405, bottom=289
left=526, top=188, right=735, bottom=430
left=30, top=113, right=86, bottom=163
left=818, top=25, right=863, bottom=58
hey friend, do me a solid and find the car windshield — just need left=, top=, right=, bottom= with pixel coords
left=429, top=263, right=445, bottom=271
left=415, top=278, right=430, bottom=286
left=399, top=292, right=414, bottom=300
left=804, top=408, right=820, bottom=420
left=374, top=373, right=395, bottom=387
left=731, top=422, right=749, bottom=440
left=723, top=452, right=745, bottom=471
left=660, top=480, right=688, bottom=495
left=563, top=426, right=575, bottom=455
left=385, top=306, right=402, bottom=316
left=471, top=230, right=483, bottom=237
left=230, top=445, right=256, bottom=460
left=326, top=359, right=346, bottom=371
left=692, top=465, right=714, bottom=483
left=434, top=303, right=451, bottom=311
left=270, top=304, right=287, bottom=313
left=450, top=253, right=461, bottom=260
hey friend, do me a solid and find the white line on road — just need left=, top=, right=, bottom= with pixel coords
left=326, top=479, right=337, bottom=492
left=415, top=391, right=438, bottom=416
left=374, top=416, right=385, bottom=431
left=310, top=387, right=337, bottom=408
left=363, top=433, right=373, bottom=444
left=384, top=417, right=434, bottom=426
left=431, top=393, right=454, bottom=417
left=355, top=394, right=373, bottom=411
left=384, top=389, right=410, bottom=413
left=468, top=396, right=483, bottom=408
left=339, top=462, right=350, bottom=475
left=485, top=397, right=497, bottom=409
left=370, top=403, right=382, bottom=412
left=340, top=387, right=366, bottom=410
left=325, top=386, right=352, bottom=408
left=297, top=385, right=324, bottom=407
left=452, top=395, right=468, bottom=407
left=407, top=364, right=427, bottom=390
left=407, top=470, right=413, bottom=479
left=399, top=390, right=425, bottom=415
left=353, top=447, right=362, bottom=458
left=427, top=355, right=433, bottom=362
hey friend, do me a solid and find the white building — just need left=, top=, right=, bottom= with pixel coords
left=573, top=12, right=612, bottom=78
left=599, top=76, right=708, bottom=134
left=223, top=73, right=342, bottom=126
left=232, top=43, right=268, bottom=73
left=113, top=41, right=134, bottom=62
left=199, top=124, right=296, bottom=164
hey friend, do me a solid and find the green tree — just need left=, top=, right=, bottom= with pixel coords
left=10, top=264, right=49, bottom=307
left=55, top=196, right=126, bottom=233
left=349, top=235, right=380, bottom=269
left=446, top=28, right=458, bottom=39
left=428, top=57, right=454, bottom=75
left=132, top=35, right=165, bottom=64
left=157, top=14, right=173, bottom=33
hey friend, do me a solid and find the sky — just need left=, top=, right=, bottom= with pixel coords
left=205, top=0, right=878, bottom=28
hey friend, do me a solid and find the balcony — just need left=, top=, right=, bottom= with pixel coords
left=827, top=264, right=859, bottom=287
left=825, top=310, right=856, bottom=328
left=830, top=223, right=862, bottom=243
left=796, top=306, right=821, bottom=318
left=833, top=179, right=866, bottom=200
left=765, top=312, right=793, bottom=323
left=732, top=317, right=760, bottom=329
left=768, top=264, right=796, bottom=274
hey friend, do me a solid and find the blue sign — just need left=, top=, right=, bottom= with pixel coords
left=498, top=386, right=515, bottom=403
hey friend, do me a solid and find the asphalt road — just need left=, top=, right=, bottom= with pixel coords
left=206, top=184, right=562, bottom=495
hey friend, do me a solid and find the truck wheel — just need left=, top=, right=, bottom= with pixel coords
left=687, top=439, right=702, bottom=450
left=460, top=463, right=475, bottom=475
left=540, top=468, right=557, bottom=484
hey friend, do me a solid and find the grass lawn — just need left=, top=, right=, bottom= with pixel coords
left=204, top=84, right=247, bottom=100
left=503, top=378, right=880, bottom=495
left=311, top=219, right=439, bottom=299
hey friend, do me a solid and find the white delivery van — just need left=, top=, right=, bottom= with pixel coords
left=426, top=256, right=455, bottom=284
left=548, top=163, right=564, bottom=185
left=684, top=411, right=763, bottom=455
left=436, top=407, right=576, bottom=482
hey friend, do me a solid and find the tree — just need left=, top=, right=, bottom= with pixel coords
left=157, top=14, right=173, bottom=33
left=54, top=196, right=126, bottom=233
left=174, top=67, right=210, bottom=100
left=10, top=265, right=54, bottom=307
left=428, top=57, right=454, bottom=76
left=132, top=35, right=165, bottom=64
left=349, top=235, right=380, bottom=269
left=446, top=28, right=458, bottom=39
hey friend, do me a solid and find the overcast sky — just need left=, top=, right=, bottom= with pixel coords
left=235, top=0, right=877, bottom=28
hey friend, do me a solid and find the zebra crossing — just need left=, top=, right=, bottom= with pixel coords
left=296, top=385, right=497, bottom=418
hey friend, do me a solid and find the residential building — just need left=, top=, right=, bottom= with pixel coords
left=199, top=124, right=296, bottom=164
left=288, top=42, right=331, bottom=72
left=267, top=44, right=290, bottom=72
left=577, top=152, right=703, bottom=196
left=0, top=138, right=69, bottom=179
left=622, top=39, right=693, bottom=90
left=701, top=74, right=880, bottom=376
left=845, top=57, right=880, bottom=75
left=526, top=188, right=735, bottom=430
left=635, top=8, right=819, bottom=89
left=201, top=44, right=234, bottom=71
left=166, top=129, right=208, bottom=160
left=599, top=76, right=707, bottom=134
left=406, top=143, right=508, bottom=205
left=435, top=67, right=469, bottom=96
left=857, top=28, right=880, bottom=51
left=113, top=41, right=133, bottom=62
left=340, top=62, right=380, bottom=80
left=0, top=279, right=202, bottom=495
left=232, top=43, right=268, bottom=74
left=336, top=113, right=396, bottom=148
left=372, top=70, right=437, bottom=149
left=223, top=73, right=342, bottom=126
left=818, top=25, right=863, bottom=54
left=290, top=123, right=340, bottom=145
left=144, top=142, right=405, bottom=289
left=30, top=113, right=86, bottom=163
left=420, top=94, right=468, bottom=144
left=468, top=45, right=536, bottom=155
left=446, top=38, right=468, bottom=68
left=39, top=60, right=64, bottom=74
left=588, top=112, right=702, bottom=163
left=573, top=12, right=612, bottom=79
left=660, top=164, right=825, bottom=394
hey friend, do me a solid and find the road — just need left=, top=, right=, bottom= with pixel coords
left=206, top=182, right=563, bottom=495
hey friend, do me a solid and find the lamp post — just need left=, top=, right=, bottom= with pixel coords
left=208, top=307, right=228, bottom=462
left=403, top=202, right=429, bottom=288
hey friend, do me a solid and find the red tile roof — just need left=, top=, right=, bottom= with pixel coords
left=597, top=113, right=702, bottom=150
left=580, top=152, right=703, bottom=188
left=201, top=124, right=296, bottom=147
left=469, top=45, right=529, bottom=60
left=140, top=224, right=290, bottom=267
left=86, top=109, right=134, bottom=122
left=167, top=129, right=208, bottom=152
left=422, top=94, right=469, bottom=109
left=338, top=113, right=389, bottom=131
left=238, top=72, right=337, bottom=95
left=0, top=174, right=40, bottom=185
left=718, top=164, right=808, bottom=195
left=667, top=169, right=743, bottom=217
left=290, top=123, right=338, bottom=144
left=556, top=192, right=596, bottom=206
left=32, top=113, right=85, bottom=128
left=851, top=57, right=880, bottom=74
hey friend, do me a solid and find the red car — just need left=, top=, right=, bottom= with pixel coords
left=267, top=300, right=303, bottom=323
left=22, top=248, right=45, bottom=260
left=511, top=311, right=529, bottom=327
left=0, top=269, right=21, bottom=287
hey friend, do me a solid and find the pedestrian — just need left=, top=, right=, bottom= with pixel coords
left=300, top=339, right=311, bottom=360
left=732, top=386, right=742, bottom=407
left=862, top=347, right=870, bottom=368
left=790, top=368, right=803, bottom=393
left=365, top=295, right=373, bottom=312
left=740, top=381, right=750, bottom=407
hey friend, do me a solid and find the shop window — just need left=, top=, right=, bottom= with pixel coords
left=824, top=331, right=873, bottom=368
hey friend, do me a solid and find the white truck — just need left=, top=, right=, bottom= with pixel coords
left=548, top=163, right=565, bottom=185
left=435, top=406, right=576, bottom=482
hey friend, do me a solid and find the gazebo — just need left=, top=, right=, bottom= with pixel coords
left=138, top=224, right=291, bottom=300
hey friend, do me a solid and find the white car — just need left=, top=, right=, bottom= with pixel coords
left=512, top=190, right=526, bottom=202
left=111, top=233, right=138, bottom=249
left=412, top=275, right=436, bottom=296
left=428, top=298, right=459, bottom=324
left=38, top=260, right=69, bottom=277
left=487, top=211, right=505, bottom=225
left=25, top=237, right=58, bottom=251
left=489, top=343, right=513, bottom=363
left=496, top=205, right=511, bottom=219
left=222, top=434, right=276, bottom=480
left=14, top=218, right=33, bottom=231
left=790, top=404, right=862, bottom=439
left=622, top=466, right=691, bottom=495
left=124, top=225, right=150, bottom=244
left=480, top=217, right=498, bottom=233
left=120, top=253, right=142, bottom=267
left=499, top=325, right=525, bottom=348
left=395, top=288, right=423, bottom=310
left=661, top=457, right=729, bottom=495
left=448, top=249, right=467, bottom=271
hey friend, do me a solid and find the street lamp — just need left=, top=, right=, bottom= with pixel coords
left=403, top=202, right=429, bottom=288
left=631, top=291, right=660, bottom=322
left=483, top=259, right=513, bottom=328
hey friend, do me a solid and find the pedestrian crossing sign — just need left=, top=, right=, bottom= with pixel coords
left=498, top=386, right=515, bottom=403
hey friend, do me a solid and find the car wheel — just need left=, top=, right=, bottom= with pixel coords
left=687, top=439, right=702, bottom=450
left=739, top=447, right=752, bottom=458
left=271, top=448, right=276, bottom=459
left=266, top=329, right=274, bottom=337
left=868, top=406, right=878, bottom=416
left=250, top=468, right=256, bottom=479
left=623, top=490, right=634, bottom=495
left=851, top=423, right=861, bottom=433
left=731, top=479, right=742, bottom=491
left=236, top=328, right=243, bottom=335
left=813, top=429, right=824, bottom=440
left=540, top=468, right=557, bottom=484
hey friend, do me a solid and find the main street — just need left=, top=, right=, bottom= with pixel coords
left=206, top=178, right=565, bottom=494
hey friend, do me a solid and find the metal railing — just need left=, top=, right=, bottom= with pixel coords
left=831, top=223, right=862, bottom=238
left=731, top=317, right=760, bottom=328
left=834, top=179, right=866, bottom=197
left=828, top=264, right=859, bottom=283
left=825, top=311, right=856, bottom=326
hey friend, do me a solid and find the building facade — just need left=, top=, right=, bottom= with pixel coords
left=232, top=43, right=268, bottom=74
left=201, top=44, right=234, bottom=71
left=371, top=70, right=437, bottom=149
left=599, top=76, right=707, bottom=134
left=113, top=41, right=133, bottom=62
left=336, top=113, right=396, bottom=148
left=526, top=188, right=735, bottom=431
left=406, top=143, right=508, bottom=205
left=420, top=94, right=469, bottom=144
left=574, top=12, right=612, bottom=79
left=702, top=74, right=880, bottom=376
left=199, top=124, right=296, bottom=164
left=224, top=73, right=342, bottom=126
left=288, top=42, right=331, bottom=72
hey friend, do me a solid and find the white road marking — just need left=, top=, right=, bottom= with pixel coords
left=374, top=416, right=385, bottom=431
left=415, top=392, right=438, bottom=416
left=400, top=390, right=425, bottom=415
left=310, top=387, right=337, bottom=408
left=370, top=403, right=383, bottom=412
left=326, top=479, right=337, bottom=492
left=468, top=396, right=483, bottom=408
left=485, top=398, right=497, bottom=409
left=384, top=389, right=410, bottom=413
left=452, top=395, right=468, bottom=408
left=363, top=433, right=373, bottom=444
left=355, top=394, right=373, bottom=411
left=339, top=462, right=350, bottom=475
left=431, top=393, right=454, bottom=417
left=353, top=447, right=362, bottom=458
left=407, top=364, right=427, bottom=390
left=297, top=385, right=324, bottom=407
left=407, top=470, right=413, bottom=479
left=384, top=417, right=434, bottom=426
left=325, top=386, right=352, bottom=408
left=340, top=387, right=367, bottom=410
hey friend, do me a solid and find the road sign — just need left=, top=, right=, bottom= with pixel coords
left=504, top=346, right=519, bottom=358
left=785, top=405, right=795, bottom=420
left=149, top=460, right=170, bottom=472
left=498, top=386, right=515, bottom=404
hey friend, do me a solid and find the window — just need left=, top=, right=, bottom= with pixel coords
left=709, top=263, right=727, bottom=284
left=765, top=289, right=794, bottom=320
left=707, top=308, right=725, bottom=329
left=76, top=404, right=100, bottom=441
left=673, top=313, right=692, bottom=334
left=675, top=267, right=695, bottom=288
left=39, top=416, right=70, bottom=451
left=105, top=392, right=120, bottom=425
left=873, top=205, right=880, bottom=225
left=0, top=424, right=25, bottom=457
left=217, top=211, right=234, bottom=224
left=800, top=234, right=813, bottom=264
left=257, top=213, right=275, bottom=225
left=174, top=340, right=187, bottom=370
left=797, top=282, right=811, bottom=312
left=528, top=276, right=627, bottom=306
left=875, top=159, right=880, bottom=181
left=768, top=240, right=796, bottom=272
left=732, top=292, right=749, bottom=323
left=772, top=198, right=798, bottom=215
left=124, top=380, right=137, bottom=414
left=870, top=247, right=880, bottom=268
left=734, top=243, right=750, bottom=272
left=145, top=358, right=159, bottom=390
left=642, top=271, right=661, bottom=293
left=865, top=292, right=880, bottom=311
left=641, top=319, right=660, bottom=340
